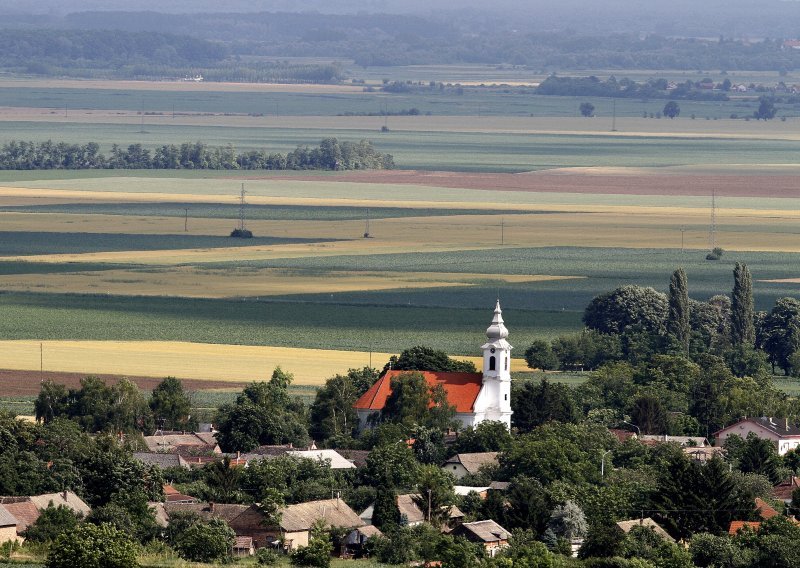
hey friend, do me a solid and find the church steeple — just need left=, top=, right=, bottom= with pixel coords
left=475, top=301, right=513, bottom=429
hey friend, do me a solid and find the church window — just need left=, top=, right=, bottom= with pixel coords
left=489, top=356, right=496, bottom=371
left=505, top=357, right=508, bottom=370
left=505, top=394, right=508, bottom=401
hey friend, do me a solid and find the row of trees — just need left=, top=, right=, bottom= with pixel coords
left=0, top=138, right=394, bottom=171
left=538, top=75, right=730, bottom=101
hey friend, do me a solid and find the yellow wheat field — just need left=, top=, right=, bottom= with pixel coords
left=0, top=340, right=529, bottom=385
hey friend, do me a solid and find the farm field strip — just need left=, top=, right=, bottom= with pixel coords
left=0, top=267, right=581, bottom=298
left=0, top=79, right=368, bottom=93
left=0, top=340, right=529, bottom=385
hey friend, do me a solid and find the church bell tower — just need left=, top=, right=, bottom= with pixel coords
left=476, top=300, right=513, bottom=428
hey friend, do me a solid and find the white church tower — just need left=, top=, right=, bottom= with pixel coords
left=473, top=300, right=513, bottom=429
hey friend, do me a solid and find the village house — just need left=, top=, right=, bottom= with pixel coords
left=164, top=503, right=270, bottom=548
left=274, top=498, right=364, bottom=551
left=344, top=525, right=383, bottom=557
left=354, top=302, right=513, bottom=430
left=616, top=518, right=674, bottom=543
left=714, top=417, right=800, bottom=455
left=451, top=520, right=511, bottom=557
left=0, top=491, right=91, bottom=540
left=359, top=494, right=464, bottom=528
left=143, top=431, right=220, bottom=454
left=133, top=452, right=190, bottom=470
left=442, top=452, right=499, bottom=480
left=0, top=505, right=19, bottom=544
left=772, top=476, right=800, bottom=504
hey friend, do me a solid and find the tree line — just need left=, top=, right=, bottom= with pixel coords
left=538, top=75, right=730, bottom=101
left=0, top=138, right=394, bottom=171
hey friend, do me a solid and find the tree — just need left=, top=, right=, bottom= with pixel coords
left=361, top=442, right=419, bottom=489
left=512, top=379, right=578, bottom=432
left=149, top=377, right=195, bottom=432
left=290, top=534, right=332, bottom=568
left=46, top=523, right=138, bottom=568
left=755, top=96, right=777, bottom=120
left=412, top=465, right=457, bottom=526
left=548, top=500, right=588, bottom=541
left=731, top=263, right=755, bottom=347
left=502, top=476, right=553, bottom=534
left=309, top=367, right=377, bottom=444
left=579, top=102, right=595, bottom=117
left=204, top=456, right=243, bottom=502
left=630, top=394, right=667, bottom=435
left=23, top=504, right=81, bottom=543
left=524, top=340, right=558, bottom=370
left=381, top=372, right=456, bottom=430
left=663, top=101, right=680, bottom=118
left=450, top=420, right=514, bottom=454
left=174, top=518, right=236, bottom=563
left=760, top=298, right=800, bottom=374
left=667, top=268, right=690, bottom=355
left=215, top=367, right=309, bottom=452
left=584, top=285, right=668, bottom=335
left=383, top=346, right=476, bottom=374
left=372, top=486, right=400, bottom=529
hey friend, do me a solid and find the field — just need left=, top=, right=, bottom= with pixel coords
left=0, top=75, right=798, bottom=396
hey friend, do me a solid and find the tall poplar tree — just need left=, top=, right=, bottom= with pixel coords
left=667, top=267, right=690, bottom=355
left=731, top=262, right=755, bottom=346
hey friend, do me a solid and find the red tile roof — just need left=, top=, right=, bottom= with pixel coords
left=354, top=371, right=483, bottom=414
left=729, top=521, right=760, bottom=535
left=773, top=476, right=800, bottom=501
left=755, top=498, right=780, bottom=520
left=0, top=501, right=40, bottom=534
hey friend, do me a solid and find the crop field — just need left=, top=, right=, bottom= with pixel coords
left=0, top=80, right=797, bottom=390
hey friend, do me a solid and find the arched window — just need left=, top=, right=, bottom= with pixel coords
left=505, top=357, right=508, bottom=370
left=489, top=356, right=496, bottom=371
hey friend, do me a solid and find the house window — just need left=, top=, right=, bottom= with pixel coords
left=489, top=356, right=496, bottom=371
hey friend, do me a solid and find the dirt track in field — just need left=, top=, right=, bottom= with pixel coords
left=263, top=169, right=800, bottom=199
left=0, top=369, right=247, bottom=396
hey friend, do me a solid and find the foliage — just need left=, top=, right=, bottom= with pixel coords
left=548, top=500, right=588, bottom=541
left=240, top=454, right=338, bottom=505
left=450, top=420, right=514, bottom=454
left=525, top=340, right=559, bottom=370
left=760, top=298, right=800, bottom=374
left=666, top=268, right=690, bottom=354
left=174, top=518, right=235, bottom=563
left=290, top=535, right=332, bottom=568
left=22, top=504, right=81, bottom=543
left=580, top=102, right=596, bottom=117
left=46, top=522, right=138, bottom=568
left=584, top=285, right=667, bottom=336
left=383, top=345, right=477, bottom=373
left=309, top=367, right=377, bottom=444
left=732, top=263, right=756, bottom=347
left=512, top=379, right=579, bottom=432
left=412, top=465, right=457, bottom=526
left=215, top=367, right=309, bottom=452
left=663, top=101, right=681, bottom=119
left=755, top=97, right=777, bottom=120
left=0, top=138, right=393, bottom=171
left=149, top=377, right=196, bottom=432
left=381, top=371, right=457, bottom=431
left=360, top=441, right=419, bottom=489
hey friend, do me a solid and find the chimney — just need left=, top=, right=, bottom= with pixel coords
left=62, top=490, right=68, bottom=501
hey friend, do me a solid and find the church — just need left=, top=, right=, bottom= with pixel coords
left=353, top=301, right=513, bottom=430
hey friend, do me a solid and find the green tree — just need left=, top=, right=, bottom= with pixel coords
left=584, top=285, right=668, bottom=335
left=731, top=262, right=756, bottom=347
left=381, top=372, right=456, bottom=430
left=579, top=102, right=595, bottom=117
left=34, top=381, right=69, bottom=424
left=290, top=534, right=332, bottom=568
left=149, top=377, right=196, bottom=432
left=548, top=500, right=588, bottom=541
left=204, top=456, right=243, bottom=502
left=372, top=486, right=400, bottom=529
left=309, top=367, right=377, bottom=444
left=412, top=465, right=457, bottom=526
left=512, top=379, right=578, bottom=432
left=215, top=367, right=309, bottom=452
left=630, top=394, right=667, bottom=435
left=46, top=523, right=138, bottom=568
left=22, top=504, right=81, bottom=543
left=174, top=518, right=235, bottom=563
left=524, top=340, right=559, bottom=371
left=663, top=101, right=681, bottom=118
left=360, top=441, right=419, bottom=489
left=383, top=346, right=476, bottom=373
left=667, top=268, right=690, bottom=355
left=450, top=420, right=514, bottom=454
left=755, top=96, right=777, bottom=120
left=760, top=298, right=800, bottom=374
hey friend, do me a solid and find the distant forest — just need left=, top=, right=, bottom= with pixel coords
left=4, top=14, right=800, bottom=78
left=0, top=138, right=394, bottom=171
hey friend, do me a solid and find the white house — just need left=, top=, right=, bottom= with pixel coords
left=354, top=301, right=513, bottom=430
left=714, top=417, right=800, bottom=455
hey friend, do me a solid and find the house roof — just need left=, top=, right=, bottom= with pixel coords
left=354, top=370, right=483, bottom=414
left=354, top=525, right=383, bottom=538
left=444, top=452, right=499, bottom=475
left=454, top=519, right=511, bottom=543
left=0, top=501, right=39, bottom=534
left=164, top=502, right=252, bottom=524
left=0, top=504, right=17, bottom=528
left=279, top=498, right=363, bottom=533
left=755, top=498, right=780, bottom=520
left=163, top=485, right=199, bottom=504
left=616, top=518, right=674, bottom=542
left=638, top=435, right=708, bottom=447
left=396, top=494, right=464, bottom=524
left=608, top=429, right=636, bottom=443
left=134, top=452, right=189, bottom=470
left=286, top=450, right=356, bottom=469
left=143, top=432, right=218, bottom=452
left=454, top=486, right=490, bottom=497
left=772, top=476, right=800, bottom=502
left=714, top=417, right=800, bottom=439
left=337, top=449, right=370, bottom=468
left=729, top=521, right=760, bottom=535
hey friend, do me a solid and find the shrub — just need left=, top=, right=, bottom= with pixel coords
left=46, top=523, right=138, bottom=568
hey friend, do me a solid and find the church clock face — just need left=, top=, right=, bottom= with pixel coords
left=490, top=348, right=496, bottom=353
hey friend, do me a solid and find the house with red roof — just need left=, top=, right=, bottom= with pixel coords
left=354, top=302, right=513, bottom=430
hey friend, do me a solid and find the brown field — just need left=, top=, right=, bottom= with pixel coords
left=0, top=369, right=248, bottom=396
left=0, top=341, right=530, bottom=386
left=0, top=79, right=365, bottom=93
left=0, top=267, right=579, bottom=298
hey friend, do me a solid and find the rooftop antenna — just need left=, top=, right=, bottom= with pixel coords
left=363, top=208, right=371, bottom=238
left=239, top=183, right=247, bottom=232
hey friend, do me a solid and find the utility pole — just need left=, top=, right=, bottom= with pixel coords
left=710, top=187, right=717, bottom=251
left=239, top=184, right=247, bottom=232
left=139, top=97, right=145, bottom=133
left=184, top=208, right=189, bottom=232
left=364, top=208, right=371, bottom=238
left=500, top=218, right=505, bottom=246
left=680, top=226, right=685, bottom=253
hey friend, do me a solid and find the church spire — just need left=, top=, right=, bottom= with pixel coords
left=486, top=300, right=509, bottom=340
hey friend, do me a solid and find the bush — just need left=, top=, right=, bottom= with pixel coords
left=257, top=547, right=281, bottom=565
left=230, top=228, right=253, bottom=238
left=46, top=523, right=138, bottom=568
left=290, top=536, right=332, bottom=568
left=174, top=518, right=235, bottom=563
